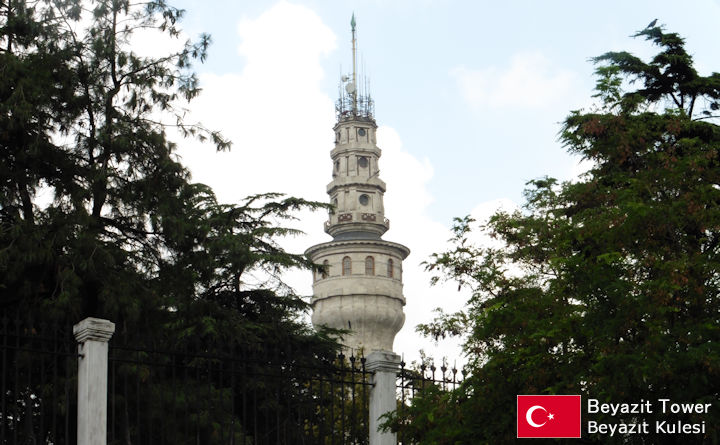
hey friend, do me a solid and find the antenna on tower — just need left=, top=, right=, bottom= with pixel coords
left=351, top=13, right=358, bottom=113
left=336, top=13, right=374, bottom=122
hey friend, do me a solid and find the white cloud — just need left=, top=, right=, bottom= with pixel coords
left=177, top=2, right=336, bottom=206
left=169, top=1, right=489, bottom=363
left=375, top=126, right=464, bottom=361
left=172, top=1, right=338, bottom=302
left=383, top=144, right=523, bottom=362
left=236, top=2, right=335, bottom=84
left=129, top=22, right=188, bottom=60
left=376, top=126, right=435, bottom=247
left=452, top=51, right=578, bottom=109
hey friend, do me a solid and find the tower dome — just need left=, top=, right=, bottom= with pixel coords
left=305, top=15, right=409, bottom=353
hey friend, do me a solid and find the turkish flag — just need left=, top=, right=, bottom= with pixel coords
left=517, top=395, right=582, bottom=438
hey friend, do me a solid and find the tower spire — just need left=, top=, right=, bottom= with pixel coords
left=337, top=13, right=374, bottom=122
left=351, top=13, right=357, bottom=112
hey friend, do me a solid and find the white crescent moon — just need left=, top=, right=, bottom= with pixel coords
left=526, top=405, right=547, bottom=428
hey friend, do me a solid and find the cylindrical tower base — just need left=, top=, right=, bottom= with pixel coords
left=306, top=239, right=409, bottom=353
left=312, top=294, right=405, bottom=352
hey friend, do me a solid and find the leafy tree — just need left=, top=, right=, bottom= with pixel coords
left=1, top=0, right=341, bottom=443
left=386, top=25, right=720, bottom=444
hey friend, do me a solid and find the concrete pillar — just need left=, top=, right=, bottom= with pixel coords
left=366, top=350, right=400, bottom=445
left=74, top=317, right=115, bottom=445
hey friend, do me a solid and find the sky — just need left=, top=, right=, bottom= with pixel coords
left=136, top=0, right=720, bottom=363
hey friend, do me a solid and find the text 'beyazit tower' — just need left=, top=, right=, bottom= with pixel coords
left=305, top=15, right=410, bottom=353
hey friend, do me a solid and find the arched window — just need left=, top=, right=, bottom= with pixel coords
left=321, top=260, right=329, bottom=279
left=387, top=258, right=394, bottom=278
left=365, top=256, right=375, bottom=275
left=342, top=256, right=352, bottom=276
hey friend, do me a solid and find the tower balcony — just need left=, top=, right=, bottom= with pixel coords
left=325, top=213, right=389, bottom=239
left=324, top=215, right=390, bottom=229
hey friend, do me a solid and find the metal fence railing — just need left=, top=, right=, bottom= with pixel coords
left=397, top=359, right=465, bottom=396
left=1, top=313, right=463, bottom=445
left=0, top=315, right=77, bottom=445
left=106, top=343, right=371, bottom=445
left=395, top=359, right=467, bottom=445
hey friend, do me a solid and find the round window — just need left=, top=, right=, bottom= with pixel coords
left=359, top=194, right=369, bottom=206
left=358, top=156, right=368, bottom=168
left=358, top=128, right=366, bottom=137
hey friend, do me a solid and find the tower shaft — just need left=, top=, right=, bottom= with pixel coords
left=306, top=16, right=409, bottom=354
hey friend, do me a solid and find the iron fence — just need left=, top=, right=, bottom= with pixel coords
left=395, top=358, right=467, bottom=445
left=397, top=359, right=464, bottom=396
left=0, top=315, right=77, bottom=445
left=107, top=341, right=371, bottom=445
left=0, top=313, right=465, bottom=445
left=0, top=312, right=372, bottom=445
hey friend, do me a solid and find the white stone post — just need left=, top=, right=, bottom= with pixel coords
left=366, top=350, right=400, bottom=445
left=74, top=317, right=115, bottom=445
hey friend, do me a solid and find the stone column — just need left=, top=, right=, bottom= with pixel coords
left=74, top=317, right=115, bottom=445
left=366, top=350, right=400, bottom=445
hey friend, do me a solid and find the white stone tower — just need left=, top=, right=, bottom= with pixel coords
left=305, top=15, right=409, bottom=353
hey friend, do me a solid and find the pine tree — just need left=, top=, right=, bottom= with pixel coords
left=1, top=1, right=341, bottom=442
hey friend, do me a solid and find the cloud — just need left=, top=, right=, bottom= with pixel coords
left=167, top=1, right=491, bottom=363
left=376, top=126, right=435, bottom=246
left=451, top=51, right=578, bottom=109
left=236, top=2, right=335, bottom=83
left=374, top=127, right=463, bottom=359
left=168, top=1, right=340, bottom=302
left=176, top=2, right=336, bottom=205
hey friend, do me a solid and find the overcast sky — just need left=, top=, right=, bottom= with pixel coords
left=140, top=0, right=720, bottom=362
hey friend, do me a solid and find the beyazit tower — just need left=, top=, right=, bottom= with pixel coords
left=305, top=15, right=409, bottom=353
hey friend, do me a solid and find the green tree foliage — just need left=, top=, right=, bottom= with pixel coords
left=386, top=25, right=720, bottom=444
left=1, top=0, right=341, bottom=442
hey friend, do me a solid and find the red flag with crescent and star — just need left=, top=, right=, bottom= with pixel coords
left=517, top=395, right=582, bottom=438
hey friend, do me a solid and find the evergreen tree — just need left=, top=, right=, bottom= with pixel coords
left=1, top=1, right=341, bottom=442
left=387, top=24, right=720, bottom=444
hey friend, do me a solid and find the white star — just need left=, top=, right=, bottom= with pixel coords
left=548, top=413, right=555, bottom=420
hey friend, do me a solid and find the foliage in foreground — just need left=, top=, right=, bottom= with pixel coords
left=386, top=25, right=720, bottom=444
left=1, top=1, right=340, bottom=443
